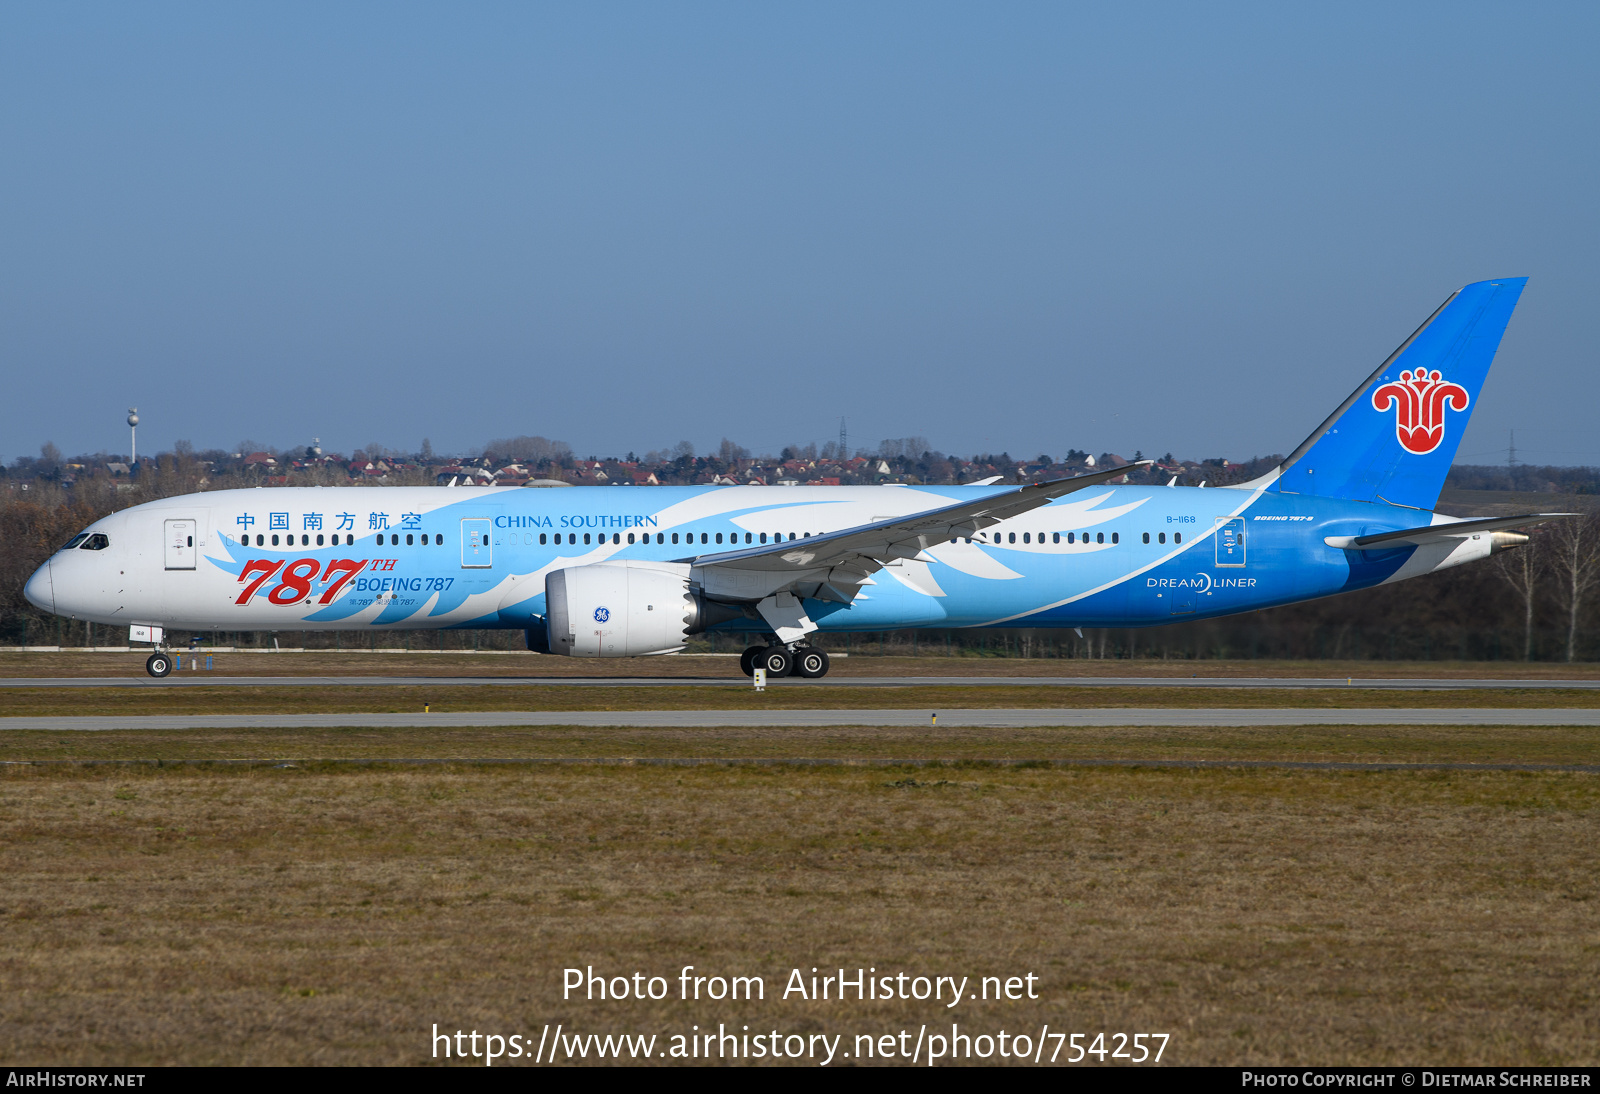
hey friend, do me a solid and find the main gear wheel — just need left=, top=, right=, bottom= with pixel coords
left=793, top=646, right=830, bottom=678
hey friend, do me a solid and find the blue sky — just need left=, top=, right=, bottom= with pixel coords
left=3, top=3, right=1597, bottom=464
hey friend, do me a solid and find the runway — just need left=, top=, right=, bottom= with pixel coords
left=4, top=675, right=1600, bottom=691
left=5, top=708, right=1600, bottom=731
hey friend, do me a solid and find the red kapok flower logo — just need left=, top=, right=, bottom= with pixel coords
left=1370, top=368, right=1469, bottom=455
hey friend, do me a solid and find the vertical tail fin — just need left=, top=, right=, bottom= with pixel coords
left=1270, top=277, right=1527, bottom=510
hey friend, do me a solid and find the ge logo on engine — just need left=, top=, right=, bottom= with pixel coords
left=593, top=606, right=611, bottom=623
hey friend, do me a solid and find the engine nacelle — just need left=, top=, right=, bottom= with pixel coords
left=546, top=561, right=700, bottom=657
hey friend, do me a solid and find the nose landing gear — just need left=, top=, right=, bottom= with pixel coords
left=145, top=651, right=173, bottom=678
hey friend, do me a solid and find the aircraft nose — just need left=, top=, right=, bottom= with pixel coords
left=23, top=560, right=53, bottom=614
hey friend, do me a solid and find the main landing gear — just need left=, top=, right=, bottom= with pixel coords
left=145, top=651, right=173, bottom=678
left=740, top=643, right=830, bottom=679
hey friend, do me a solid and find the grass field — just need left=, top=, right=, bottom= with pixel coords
left=1, top=759, right=1595, bottom=1066
left=6, top=656, right=1597, bottom=1066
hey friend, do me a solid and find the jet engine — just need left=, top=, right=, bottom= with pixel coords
left=545, top=561, right=745, bottom=656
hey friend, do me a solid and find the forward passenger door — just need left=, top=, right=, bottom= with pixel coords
left=461, top=518, right=493, bottom=568
left=164, top=519, right=197, bottom=570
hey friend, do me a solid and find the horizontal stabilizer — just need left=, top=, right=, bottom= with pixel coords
left=1324, top=513, right=1575, bottom=551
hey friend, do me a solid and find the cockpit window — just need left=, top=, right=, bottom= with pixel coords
left=80, top=533, right=110, bottom=551
left=60, top=533, right=89, bottom=551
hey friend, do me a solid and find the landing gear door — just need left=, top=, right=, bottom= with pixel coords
left=164, top=519, right=197, bottom=570
left=461, top=518, right=493, bottom=568
left=1215, top=517, right=1246, bottom=567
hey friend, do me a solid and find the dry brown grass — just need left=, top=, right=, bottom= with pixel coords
left=0, top=762, right=1595, bottom=1066
left=6, top=651, right=1600, bottom=680
left=7, top=683, right=1600, bottom=719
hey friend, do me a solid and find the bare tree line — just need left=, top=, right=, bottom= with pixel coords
left=1495, top=514, right=1600, bottom=661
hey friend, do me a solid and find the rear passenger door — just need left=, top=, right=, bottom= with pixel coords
left=1215, top=518, right=1246, bottom=567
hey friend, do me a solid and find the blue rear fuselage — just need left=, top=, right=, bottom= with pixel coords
left=460, top=481, right=1435, bottom=633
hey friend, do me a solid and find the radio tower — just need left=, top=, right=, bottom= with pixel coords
left=839, top=417, right=847, bottom=458
left=1507, top=429, right=1518, bottom=489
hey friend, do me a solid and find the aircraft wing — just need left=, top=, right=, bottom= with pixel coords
left=1323, top=513, right=1576, bottom=550
left=689, top=462, right=1151, bottom=609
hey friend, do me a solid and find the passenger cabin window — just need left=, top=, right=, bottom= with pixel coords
left=715, top=533, right=723, bottom=544
left=1174, top=533, right=1182, bottom=544
left=1096, top=533, right=1104, bottom=544
left=271, top=534, right=281, bottom=547
left=1143, top=532, right=1150, bottom=544
left=584, top=533, right=592, bottom=545
left=406, top=534, right=414, bottom=546
left=1112, top=533, right=1119, bottom=544
left=1053, top=533, right=1060, bottom=544
left=1159, top=532, right=1166, bottom=544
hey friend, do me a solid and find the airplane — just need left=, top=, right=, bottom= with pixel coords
left=25, top=277, right=1569, bottom=680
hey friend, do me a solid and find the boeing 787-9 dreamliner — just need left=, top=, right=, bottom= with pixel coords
left=25, top=278, right=1568, bottom=678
